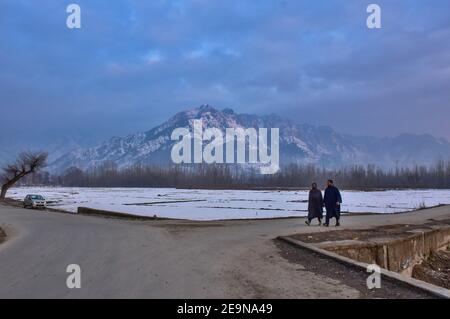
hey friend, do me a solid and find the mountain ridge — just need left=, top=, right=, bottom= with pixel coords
left=48, top=105, right=450, bottom=173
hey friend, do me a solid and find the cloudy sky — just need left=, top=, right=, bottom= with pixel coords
left=1, top=0, right=450, bottom=150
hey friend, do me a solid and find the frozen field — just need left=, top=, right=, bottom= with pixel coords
left=7, top=187, right=450, bottom=221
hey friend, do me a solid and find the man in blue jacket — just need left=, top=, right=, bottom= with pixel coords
left=323, top=179, right=342, bottom=227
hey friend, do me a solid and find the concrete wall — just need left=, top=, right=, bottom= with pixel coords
left=322, top=225, right=450, bottom=275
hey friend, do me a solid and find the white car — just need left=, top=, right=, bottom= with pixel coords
left=23, top=194, right=47, bottom=209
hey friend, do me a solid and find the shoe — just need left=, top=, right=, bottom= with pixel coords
left=323, top=223, right=329, bottom=227
left=336, top=221, right=341, bottom=227
left=305, top=220, right=311, bottom=226
left=318, top=220, right=322, bottom=226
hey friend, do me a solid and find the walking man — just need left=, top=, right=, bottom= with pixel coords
left=305, top=183, right=323, bottom=226
left=323, top=179, right=342, bottom=227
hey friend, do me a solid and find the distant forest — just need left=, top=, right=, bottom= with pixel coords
left=21, top=160, right=450, bottom=190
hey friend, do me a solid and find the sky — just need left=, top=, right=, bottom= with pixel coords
left=1, top=0, right=450, bottom=151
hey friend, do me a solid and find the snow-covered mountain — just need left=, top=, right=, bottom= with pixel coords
left=49, top=105, right=450, bottom=173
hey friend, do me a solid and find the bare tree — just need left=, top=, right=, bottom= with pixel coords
left=0, top=151, right=48, bottom=199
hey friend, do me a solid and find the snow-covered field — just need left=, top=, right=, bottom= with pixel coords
left=7, top=187, right=450, bottom=221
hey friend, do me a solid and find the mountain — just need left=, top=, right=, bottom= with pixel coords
left=48, top=105, right=450, bottom=173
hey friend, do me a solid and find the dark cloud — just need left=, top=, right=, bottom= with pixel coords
left=0, top=0, right=449, bottom=148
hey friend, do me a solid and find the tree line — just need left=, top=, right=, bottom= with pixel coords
left=21, top=159, right=450, bottom=190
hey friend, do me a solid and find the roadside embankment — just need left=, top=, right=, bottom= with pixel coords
left=281, top=216, right=450, bottom=293
left=289, top=219, right=450, bottom=275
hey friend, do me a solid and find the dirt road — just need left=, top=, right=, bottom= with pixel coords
left=1, top=203, right=448, bottom=298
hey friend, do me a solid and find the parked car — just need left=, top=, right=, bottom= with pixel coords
left=23, top=195, right=47, bottom=209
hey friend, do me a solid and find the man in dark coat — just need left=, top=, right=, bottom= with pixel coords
left=323, top=179, right=342, bottom=227
left=306, top=183, right=323, bottom=226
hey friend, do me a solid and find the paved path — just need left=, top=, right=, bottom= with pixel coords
left=0, top=203, right=449, bottom=298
